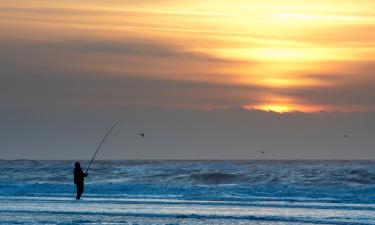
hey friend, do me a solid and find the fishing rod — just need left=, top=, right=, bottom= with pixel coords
left=86, top=120, right=122, bottom=173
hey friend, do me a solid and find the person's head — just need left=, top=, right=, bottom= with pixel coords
left=75, top=162, right=80, bottom=168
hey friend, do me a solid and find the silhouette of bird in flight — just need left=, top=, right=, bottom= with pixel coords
left=140, top=133, right=145, bottom=138
left=259, top=151, right=266, bottom=154
left=344, top=134, right=349, bottom=138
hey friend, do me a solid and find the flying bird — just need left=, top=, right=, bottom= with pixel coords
left=140, top=133, right=145, bottom=138
left=344, top=134, right=349, bottom=138
left=259, top=151, right=266, bottom=154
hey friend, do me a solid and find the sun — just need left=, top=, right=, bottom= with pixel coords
left=243, top=103, right=294, bottom=113
left=255, top=105, right=292, bottom=113
left=244, top=102, right=323, bottom=113
left=244, top=98, right=319, bottom=113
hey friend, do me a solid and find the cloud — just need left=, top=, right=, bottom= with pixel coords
left=2, top=0, right=375, bottom=112
left=2, top=38, right=375, bottom=112
left=0, top=37, right=263, bottom=111
left=0, top=37, right=239, bottom=80
left=0, top=72, right=266, bottom=111
left=282, top=64, right=375, bottom=110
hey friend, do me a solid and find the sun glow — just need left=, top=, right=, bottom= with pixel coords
left=245, top=103, right=321, bottom=113
left=256, top=105, right=292, bottom=113
left=2, top=0, right=375, bottom=111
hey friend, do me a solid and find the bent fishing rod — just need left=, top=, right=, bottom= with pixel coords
left=86, top=120, right=122, bottom=174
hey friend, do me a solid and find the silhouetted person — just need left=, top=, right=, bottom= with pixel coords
left=74, top=162, right=88, bottom=199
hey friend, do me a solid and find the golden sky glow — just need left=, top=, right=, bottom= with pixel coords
left=1, top=0, right=375, bottom=112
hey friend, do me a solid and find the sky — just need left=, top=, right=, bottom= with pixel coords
left=1, top=0, right=375, bottom=159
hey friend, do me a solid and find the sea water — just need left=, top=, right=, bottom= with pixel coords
left=0, top=160, right=374, bottom=224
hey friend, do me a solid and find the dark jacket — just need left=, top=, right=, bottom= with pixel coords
left=74, top=166, right=86, bottom=184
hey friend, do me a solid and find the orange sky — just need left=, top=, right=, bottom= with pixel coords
left=1, top=0, right=375, bottom=112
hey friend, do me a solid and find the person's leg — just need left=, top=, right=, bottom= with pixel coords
left=76, top=183, right=83, bottom=199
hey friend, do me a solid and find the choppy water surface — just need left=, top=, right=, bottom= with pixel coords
left=0, top=160, right=374, bottom=224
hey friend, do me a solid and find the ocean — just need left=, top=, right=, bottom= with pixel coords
left=0, top=160, right=374, bottom=224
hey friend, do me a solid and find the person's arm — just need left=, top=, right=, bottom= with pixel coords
left=78, top=168, right=86, bottom=178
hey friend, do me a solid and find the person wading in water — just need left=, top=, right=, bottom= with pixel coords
left=74, top=162, right=88, bottom=200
